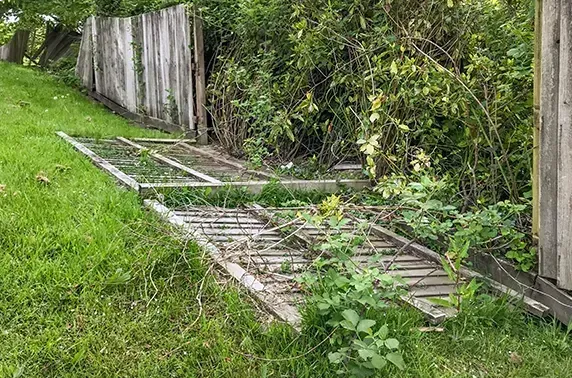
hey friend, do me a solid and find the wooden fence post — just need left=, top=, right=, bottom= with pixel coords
left=193, top=5, right=208, bottom=145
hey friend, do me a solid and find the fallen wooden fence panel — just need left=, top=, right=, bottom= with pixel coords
left=56, top=132, right=140, bottom=191
left=56, top=134, right=370, bottom=196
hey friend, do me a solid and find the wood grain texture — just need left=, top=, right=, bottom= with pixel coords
left=193, top=6, right=208, bottom=144
left=139, top=179, right=371, bottom=196
left=539, top=0, right=561, bottom=279
left=145, top=200, right=303, bottom=329
left=76, top=18, right=94, bottom=90
left=77, top=5, right=195, bottom=134
left=557, top=0, right=572, bottom=290
left=0, top=30, right=30, bottom=64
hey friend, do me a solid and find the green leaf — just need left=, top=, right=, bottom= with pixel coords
left=447, top=0, right=454, bottom=8
left=390, top=61, right=398, bottom=75
left=386, top=352, right=405, bottom=370
left=328, top=352, right=344, bottom=364
left=371, top=354, right=387, bottom=369
left=376, top=324, right=389, bottom=339
left=357, top=319, right=376, bottom=334
left=384, top=338, right=399, bottom=350
left=342, top=309, right=360, bottom=327
left=358, top=348, right=375, bottom=360
left=370, top=112, right=380, bottom=123
left=428, top=297, right=454, bottom=308
left=398, top=124, right=410, bottom=132
left=359, top=15, right=366, bottom=29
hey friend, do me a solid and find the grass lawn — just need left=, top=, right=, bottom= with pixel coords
left=0, top=62, right=571, bottom=377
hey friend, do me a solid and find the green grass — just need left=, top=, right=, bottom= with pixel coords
left=0, top=62, right=571, bottom=377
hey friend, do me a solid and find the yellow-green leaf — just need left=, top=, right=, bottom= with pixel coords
left=390, top=61, right=398, bottom=75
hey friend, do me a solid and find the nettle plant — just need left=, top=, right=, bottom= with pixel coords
left=298, top=197, right=406, bottom=376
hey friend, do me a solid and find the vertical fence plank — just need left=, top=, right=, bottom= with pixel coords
left=539, top=0, right=561, bottom=280
left=76, top=18, right=94, bottom=90
left=193, top=5, right=208, bottom=144
left=557, top=0, right=572, bottom=290
left=182, top=6, right=195, bottom=134
left=533, top=0, right=542, bottom=244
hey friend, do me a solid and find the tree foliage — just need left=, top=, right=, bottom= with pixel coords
left=1, top=0, right=94, bottom=28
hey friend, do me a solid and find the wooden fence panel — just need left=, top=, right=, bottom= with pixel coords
left=76, top=5, right=195, bottom=134
left=0, top=30, right=30, bottom=64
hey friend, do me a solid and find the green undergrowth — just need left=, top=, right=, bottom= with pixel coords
left=1, top=62, right=572, bottom=377
left=160, top=181, right=338, bottom=209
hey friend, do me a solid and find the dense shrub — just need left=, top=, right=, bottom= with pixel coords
left=201, top=0, right=534, bottom=206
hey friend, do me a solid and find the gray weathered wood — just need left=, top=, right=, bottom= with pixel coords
left=132, top=138, right=195, bottom=144
left=193, top=5, right=208, bottom=144
left=0, top=30, right=30, bottom=64
left=539, top=0, right=561, bottom=280
left=78, top=5, right=195, bottom=134
left=364, top=220, right=549, bottom=318
left=531, top=277, right=572, bottom=324
left=56, top=132, right=140, bottom=191
left=557, top=0, right=572, bottom=290
left=76, top=18, right=94, bottom=89
left=89, top=91, right=185, bottom=134
left=145, top=200, right=302, bottom=329
left=180, top=143, right=275, bottom=180
left=116, top=137, right=221, bottom=183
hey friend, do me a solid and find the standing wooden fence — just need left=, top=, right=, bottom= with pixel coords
left=0, top=30, right=30, bottom=64
left=536, top=1, right=572, bottom=290
left=77, top=5, right=206, bottom=140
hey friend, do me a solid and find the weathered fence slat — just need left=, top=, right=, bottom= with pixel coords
left=539, top=0, right=561, bottom=280
left=557, top=0, right=572, bottom=290
left=76, top=18, right=94, bottom=90
left=193, top=6, right=208, bottom=144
